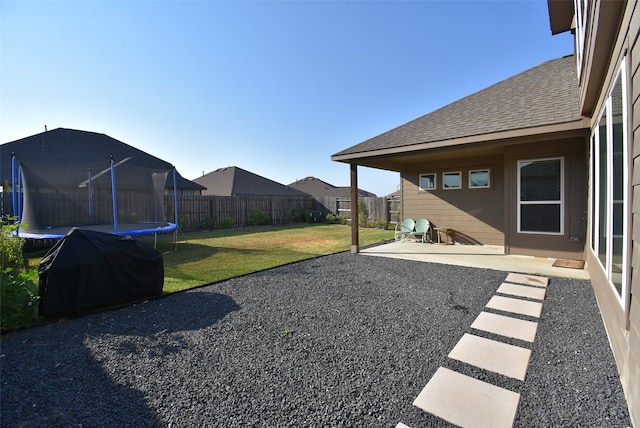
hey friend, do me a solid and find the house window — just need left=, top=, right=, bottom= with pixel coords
left=443, top=171, right=461, bottom=189
left=590, top=62, right=629, bottom=302
left=517, top=158, right=563, bottom=234
left=469, top=169, right=490, bottom=188
left=419, top=173, right=436, bottom=190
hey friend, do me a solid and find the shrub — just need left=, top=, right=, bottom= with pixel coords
left=200, top=217, right=214, bottom=230
left=1, top=268, right=39, bottom=331
left=178, top=215, right=189, bottom=231
left=0, top=216, right=40, bottom=331
left=358, top=200, right=369, bottom=226
left=0, top=215, right=24, bottom=270
left=252, top=210, right=269, bottom=225
left=219, top=218, right=233, bottom=228
left=289, top=209, right=304, bottom=223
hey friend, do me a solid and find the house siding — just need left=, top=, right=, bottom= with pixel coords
left=628, top=2, right=640, bottom=424
left=398, top=138, right=588, bottom=258
left=505, top=137, right=587, bottom=260
left=584, top=1, right=640, bottom=426
left=400, top=155, right=504, bottom=245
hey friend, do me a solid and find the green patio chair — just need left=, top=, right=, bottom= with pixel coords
left=409, top=218, right=432, bottom=243
left=394, top=218, right=415, bottom=241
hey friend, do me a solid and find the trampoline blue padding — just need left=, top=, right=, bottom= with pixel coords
left=17, top=222, right=177, bottom=240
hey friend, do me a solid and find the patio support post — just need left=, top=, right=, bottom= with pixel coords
left=350, top=163, right=359, bottom=253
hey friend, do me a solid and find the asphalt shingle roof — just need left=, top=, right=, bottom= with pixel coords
left=194, top=166, right=309, bottom=197
left=288, top=176, right=377, bottom=198
left=333, top=55, right=581, bottom=158
left=0, top=128, right=205, bottom=191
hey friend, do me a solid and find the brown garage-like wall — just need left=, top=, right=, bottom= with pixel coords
left=585, top=3, right=640, bottom=425
left=399, top=136, right=587, bottom=260
left=505, top=137, right=588, bottom=260
left=400, top=154, right=505, bottom=246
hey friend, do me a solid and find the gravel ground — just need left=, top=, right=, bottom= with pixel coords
left=0, top=252, right=631, bottom=427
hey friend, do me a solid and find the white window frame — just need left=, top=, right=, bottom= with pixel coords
left=517, top=157, right=564, bottom=235
left=589, top=59, right=630, bottom=310
left=419, top=173, right=437, bottom=190
left=469, top=169, right=490, bottom=189
left=442, top=171, right=462, bottom=190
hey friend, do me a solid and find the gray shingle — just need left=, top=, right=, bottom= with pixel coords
left=194, top=166, right=309, bottom=197
left=288, top=176, right=377, bottom=198
left=333, top=55, right=580, bottom=157
left=0, top=128, right=204, bottom=191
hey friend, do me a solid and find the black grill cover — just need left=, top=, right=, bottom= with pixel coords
left=38, top=228, right=164, bottom=316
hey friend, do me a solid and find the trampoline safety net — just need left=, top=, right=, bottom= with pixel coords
left=13, top=155, right=176, bottom=239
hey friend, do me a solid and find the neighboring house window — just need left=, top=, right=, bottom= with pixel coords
left=443, top=171, right=462, bottom=189
left=419, top=173, right=436, bottom=190
left=590, top=62, right=629, bottom=303
left=469, top=169, right=490, bottom=188
left=517, top=158, right=563, bottom=235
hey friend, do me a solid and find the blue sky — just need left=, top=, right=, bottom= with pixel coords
left=0, top=0, right=572, bottom=197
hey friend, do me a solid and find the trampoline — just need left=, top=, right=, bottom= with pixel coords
left=9, top=153, right=178, bottom=241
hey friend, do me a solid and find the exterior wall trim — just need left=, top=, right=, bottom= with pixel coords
left=332, top=121, right=589, bottom=163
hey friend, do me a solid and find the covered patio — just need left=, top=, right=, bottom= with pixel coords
left=361, top=240, right=590, bottom=280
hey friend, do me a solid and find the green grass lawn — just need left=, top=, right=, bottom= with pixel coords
left=143, top=223, right=393, bottom=293
left=25, top=224, right=393, bottom=293
left=8, top=223, right=391, bottom=331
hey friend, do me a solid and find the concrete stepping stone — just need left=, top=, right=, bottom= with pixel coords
left=486, top=295, right=543, bottom=318
left=471, top=311, right=539, bottom=342
left=448, top=333, right=531, bottom=380
left=413, top=367, right=520, bottom=428
left=497, top=282, right=546, bottom=300
left=505, top=273, right=548, bottom=288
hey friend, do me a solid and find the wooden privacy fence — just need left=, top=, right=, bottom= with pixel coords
left=165, top=195, right=316, bottom=230
left=1, top=191, right=401, bottom=232
left=168, top=195, right=401, bottom=230
left=313, top=196, right=401, bottom=224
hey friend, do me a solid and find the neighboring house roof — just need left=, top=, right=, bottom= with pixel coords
left=332, top=55, right=585, bottom=165
left=0, top=128, right=205, bottom=191
left=194, top=166, right=309, bottom=196
left=288, top=176, right=377, bottom=198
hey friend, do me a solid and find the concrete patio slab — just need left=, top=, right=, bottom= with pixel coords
left=496, top=282, right=547, bottom=300
left=360, top=241, right=589, bottom=280
left=413, top=367, right=521, bottom=428
left=448, top=333, right=532, bottom=380
left=471, top=311, right=539, bottom=342
left=486, top=295, right=543, bottom=318
left=504, top=273, right=549, bottom=287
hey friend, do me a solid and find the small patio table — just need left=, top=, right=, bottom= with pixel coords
left=433, top=227, right=454, bottom=244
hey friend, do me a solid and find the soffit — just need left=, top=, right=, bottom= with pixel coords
left=337, top=123, right=589, bottom=172
left=547, top=0, right=575, bottom=35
